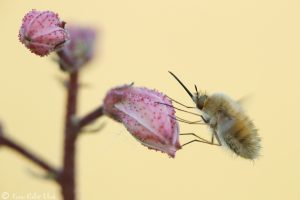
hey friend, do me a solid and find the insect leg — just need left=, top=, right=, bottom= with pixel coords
left=155, top=102, right=203, bottom=117
left=201, top=116, right=209, bottom=123
left=213, top=130, right=222, bottom=146
left=180, top=132, right=222, bottom=147
left=211, top=134, right=215, bottom=143
left=181, top=139, right=220, bottom=147
left=168, top=115, right=205, bottom=125
left=155, top=102, right=211, bottom=125
left=166, top=95, right=196, bottom=109
left=180, top=133, right=208, bottom=142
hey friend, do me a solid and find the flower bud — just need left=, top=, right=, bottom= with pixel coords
left=103, top=85, right=181, bottom=157
left=58, top=25, right=97, bottom=72
left=19, top=9, right=70, bottom=56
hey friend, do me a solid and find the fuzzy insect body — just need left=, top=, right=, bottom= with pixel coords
left=169, top=71, right=261, bottom=160
left=202, top=93, right=260, bottom=159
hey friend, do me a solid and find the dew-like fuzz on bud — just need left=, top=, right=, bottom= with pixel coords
left=103, top=85, right=181, bottom=157
left=19, top=9, right=70, bottom=56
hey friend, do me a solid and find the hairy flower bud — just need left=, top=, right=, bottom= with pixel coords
left=19, top=9, right=69, bottom=56
left=58, top=25, right=97, bottom=72
left=103, top=85, right=181, bottom=157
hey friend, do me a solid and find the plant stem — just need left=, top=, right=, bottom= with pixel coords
left=78, top=106, right=103, bottom=129
left=61, top=71, right=79, bottom=200
left=0, top=48, right=106, bottom=200
left=0, top=132, right=58, bottom=179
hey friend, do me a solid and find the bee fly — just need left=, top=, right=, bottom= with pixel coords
left=168, top=71, right=261, bottom=160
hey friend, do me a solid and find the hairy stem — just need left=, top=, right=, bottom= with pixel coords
left=78, top=106, right=103, bottom=129
left=61, top=71, right=79, bottom=200
left=0, top=130, right=59, bottom=179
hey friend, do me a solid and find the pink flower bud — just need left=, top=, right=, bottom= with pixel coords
left=103, top=85, right=181, bottom=158
left=59, top=25, right=97, bottom=71
left=19, top=9, right=70, bottom=56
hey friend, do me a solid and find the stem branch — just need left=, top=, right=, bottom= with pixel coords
left=78, top=106, right=103, bottom=129
left=0, top=128, right=59, bottom=179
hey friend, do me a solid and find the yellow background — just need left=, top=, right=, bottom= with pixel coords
left=0, top=0, right=299, bottom=199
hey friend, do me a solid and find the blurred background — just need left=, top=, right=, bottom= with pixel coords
left=0, top=0, right=300, bottom=199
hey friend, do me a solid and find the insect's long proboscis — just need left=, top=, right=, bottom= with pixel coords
left=168, top=71, right=194, bottom=100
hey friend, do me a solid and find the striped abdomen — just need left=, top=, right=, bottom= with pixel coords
left=221, top=115, right=261, bottom=159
